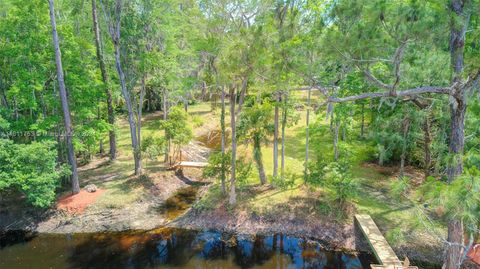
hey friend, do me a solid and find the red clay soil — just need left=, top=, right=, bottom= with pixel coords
left=468, top=244, right=480, bottom=266
left=56, top=189, right=105, bottom=214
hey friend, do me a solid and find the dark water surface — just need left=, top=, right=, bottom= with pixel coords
left=1, top=228, right=376, bottom=269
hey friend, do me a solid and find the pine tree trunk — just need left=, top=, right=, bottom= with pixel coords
left=445, top=1, right=469, bottom=268
left=92, top=0, right=116, bottom=161
left=253, top=135, right=266, bottom=185
left=399, top=117, right=410, bottom=177
left=220, top=86, right=226, bottom=195
left=447, top=97, right=466, bottom=183
left=273, top=92, right=279, bottom=178
left=446, top=219, right=464, bottom=269
left=48, top=0, right=80, bottom=194
left=229, top=87, right=237, bottom=205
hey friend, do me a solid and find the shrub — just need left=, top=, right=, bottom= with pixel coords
left=0, top=139, right=70, bottom=207
left=323, top=162, right=358, bottom=207
left=141, top=135, right=165, bottom=165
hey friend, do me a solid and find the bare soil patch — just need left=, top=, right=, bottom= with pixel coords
left=56, top=189, right=106, bottom=214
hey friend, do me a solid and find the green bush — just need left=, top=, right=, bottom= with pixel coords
left=323, top=162, right=359, bottom=207
left=0, top=139, right=70, bottom=207
left=203, top=151, right=231, bottom=179
left=141, top=135, right=165, bottom=166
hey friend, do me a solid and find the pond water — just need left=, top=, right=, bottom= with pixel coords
left=1, top=228, right=376, bottom=269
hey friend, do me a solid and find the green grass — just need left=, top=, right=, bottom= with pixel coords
left=195, top=99, right=445, bottom=250
left=80, top=100, right=445, bottom=251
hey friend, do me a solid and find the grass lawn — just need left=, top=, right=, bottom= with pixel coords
left=80, top=95, right=445, bottom=252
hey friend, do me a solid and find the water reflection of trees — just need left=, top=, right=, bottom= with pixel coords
left=67, top=229, right=371, bottom=269
left=0, top=230, right=36, bottom=249
left=68, top=230, right=196, bottom=268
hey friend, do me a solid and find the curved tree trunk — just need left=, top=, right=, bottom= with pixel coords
left=103, top=0, right=141, bottom=176
left=115, top=44, right=141, bottom=175
left=48, top=0, right=80, bottom=194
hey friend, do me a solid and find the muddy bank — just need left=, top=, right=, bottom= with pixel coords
left=0, top=171, right=207, bottom=234
left=169, top=204, right=444, bottom=268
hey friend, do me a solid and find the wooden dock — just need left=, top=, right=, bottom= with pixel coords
left=171, top=161, right=208, bottom=169
left=355, top=214, right=417, bottom=269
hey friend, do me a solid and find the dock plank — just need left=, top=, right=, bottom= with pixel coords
left=355, top=214, right=403, bottom=268
left=176, top=161, right=208, bottom=168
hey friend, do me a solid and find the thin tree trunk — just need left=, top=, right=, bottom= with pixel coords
left=236, top=77, right=247, bottom=117
left=92, top=0, right=116, bottom=160
left=13, top=97, right=18, bottom=122
left=136, top=75, right=147, bottom=175
left=49, top=0, right=80, bottom=194
left=333, top=121, right=340, bottom=161
left=97, top=104, right=104, bottom=155
left=304, top=86, right=311, bottom=182
left=280, top=93, right=287, bottom=178
left=253, top=135, right=266, bottom=185
left=113, top=33, right=140, bottom=176
left=399, top=116, right=410, bottom=177
left=273, top=92, right=279, bottom=178
left=220, top=86, right=226, bottom=195
left=229, top=87, right=237, bottom=205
